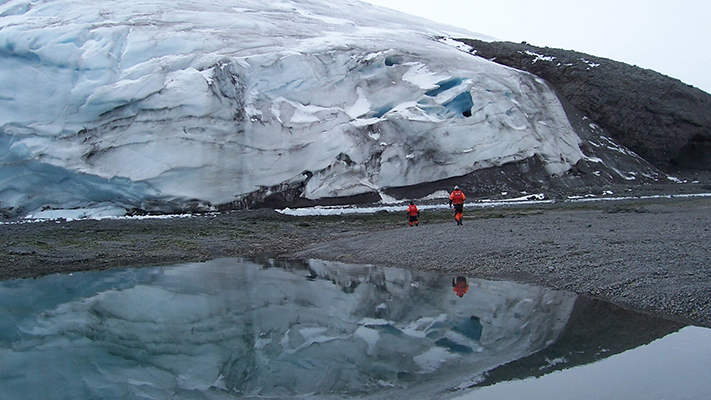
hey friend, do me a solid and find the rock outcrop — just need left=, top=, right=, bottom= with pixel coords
left=457, top=39, right=711, bottom=171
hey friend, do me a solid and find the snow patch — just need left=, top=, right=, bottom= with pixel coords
left=402, top=62, right=451, bottom=90
left=523, top=50, right=556, bottom=63
left=414, top=347, right=460, bottom=373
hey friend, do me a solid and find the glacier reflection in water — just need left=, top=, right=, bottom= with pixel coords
left=0, top=258, right=705, bottom=399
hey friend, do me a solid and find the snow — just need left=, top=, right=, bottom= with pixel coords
left=275, top=192, right=711, bottom=216
left=277, top=194, right=552, bottom=216
left=414, top=347, right=461, bottom=373
left=0, top=0, right=595, bottom=218
left=402, top=62, right=451, bottom=90
left=581, top=58, right=601, bottom=68
left=566, top=192, right=711, bottom=203
left=346, top=87, right=372, bottom=118
left=354, top=326, right=380, bottom=355
left=523, top=50, right=556, bottom=63
left=25, top=205, right=128, bottom=221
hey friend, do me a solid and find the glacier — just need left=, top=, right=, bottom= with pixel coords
left=0, top=258, right=578, bottom=399
left=0, top=0, right=657, bottom=218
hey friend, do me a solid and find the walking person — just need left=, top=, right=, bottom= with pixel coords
left=449, top=185, right=465, bottom=225
left=406, top=201, right=419, bottom=227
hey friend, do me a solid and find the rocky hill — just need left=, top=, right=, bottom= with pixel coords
left=457, top=39, right=711, bottom=172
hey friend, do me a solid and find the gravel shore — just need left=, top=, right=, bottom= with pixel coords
left=2, top=195, right=710, bottom=328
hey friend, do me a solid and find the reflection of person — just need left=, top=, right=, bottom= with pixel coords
left=452, top=276, right=469, bottom=297
left=449, top=186, right=466, bottom=225
left=406, top=201, right=419, bottom=227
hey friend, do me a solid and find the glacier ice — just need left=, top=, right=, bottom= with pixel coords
left=0, top=258, right=578, bottom=399
left=0, top=0, right=638, bottom=217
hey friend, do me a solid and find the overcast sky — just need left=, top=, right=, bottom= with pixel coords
left=362, top=0, right=711, bottom=94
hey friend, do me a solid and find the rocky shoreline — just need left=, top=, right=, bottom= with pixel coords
left=2, top=193, right=710, bottom=328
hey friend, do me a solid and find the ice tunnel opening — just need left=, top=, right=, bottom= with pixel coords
left=384, top=55, right=403, bottom=66
left=444, top=92, right=474, bottom=118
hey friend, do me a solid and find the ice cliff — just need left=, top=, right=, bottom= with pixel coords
left=0, top=0, right=661, bottom=217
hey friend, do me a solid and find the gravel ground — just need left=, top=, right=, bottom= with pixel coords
left=1, top=195, right=710, bottom=328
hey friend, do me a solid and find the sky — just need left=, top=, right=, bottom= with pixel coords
left=362, top=0, right=711, bottom=94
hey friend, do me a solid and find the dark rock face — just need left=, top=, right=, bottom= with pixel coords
left=457, top=39, right=711, bottom=171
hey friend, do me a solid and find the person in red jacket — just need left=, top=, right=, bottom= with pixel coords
left=406, top=201, right=419, bottom=227
left=452, top=276, right=469, bottom=297
left=449, top=185, right=466, bottom=225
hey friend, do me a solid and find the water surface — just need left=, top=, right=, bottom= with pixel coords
left=0, top=258, right=707, bottom=399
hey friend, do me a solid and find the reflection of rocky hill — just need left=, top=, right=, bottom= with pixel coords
left=457, top=39, right=711, bottom=172
left=470, top=297, right=685, bottom=388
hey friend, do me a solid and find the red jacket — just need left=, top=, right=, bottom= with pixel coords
left=407, top=204, right=419, bottom=216
left=453, top=281, right=469, bottom=297
left=449, top=190, right=465, bottom=205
